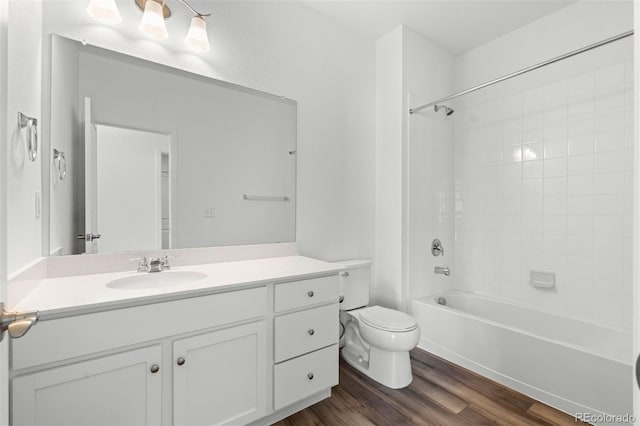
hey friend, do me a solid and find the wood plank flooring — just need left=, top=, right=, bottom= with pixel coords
left=275, top=348, right=587, bottom=426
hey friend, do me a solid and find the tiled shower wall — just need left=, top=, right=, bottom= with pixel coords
left=453, top=58, right=634, bottom=328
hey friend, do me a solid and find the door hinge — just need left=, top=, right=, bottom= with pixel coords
left=0, top=303, right=39, bottom=341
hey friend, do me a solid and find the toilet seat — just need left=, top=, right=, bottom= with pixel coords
left=358, top=305, right=418, bottom=332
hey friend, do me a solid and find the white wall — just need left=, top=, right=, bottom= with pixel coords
left=374, top=27, right=403, bottom=309
left=15, top=0, right=375, bottom=268
left=6, top=0, right=43, bottom=276
left=0, top=0, right=9, bottom=422
left=632, top=0, right=639, bottom=417
left=374, top=26, right=455, bottom=310
left=403, top=28, right=455, bottom=304
left=454, top=1, right=634, bottom=91
left=452, top=0, right=634, bottom=327
left=48, top=36, right=79, bottom=256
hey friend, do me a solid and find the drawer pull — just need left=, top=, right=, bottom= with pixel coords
left=177, top=357, right=186, bottom=366
left=308, top=328, right=315, bottom=336
left=307, top=372, right=314, bottom=380
left=341, top=271, right=349, bottom=277
left=150, top=364, right=160, bottom=374
left=307, top=290, right=314, bottom=298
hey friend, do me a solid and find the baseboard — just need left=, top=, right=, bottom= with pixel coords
left=247, top=388, right=331, bottom=426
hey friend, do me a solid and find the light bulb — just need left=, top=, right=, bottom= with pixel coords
left=185, top=16, right=210, bottom=53
left=87, top=0, right=122, bottom=24
left=139, top=0, right=168, bottom=40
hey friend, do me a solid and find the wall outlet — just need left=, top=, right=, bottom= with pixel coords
left=204, top=208, right=215, bottom=218
left=35, top=191, right=41, bottom=219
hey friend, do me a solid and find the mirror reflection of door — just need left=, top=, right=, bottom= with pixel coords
left=90, top=124, right=172, bottom=254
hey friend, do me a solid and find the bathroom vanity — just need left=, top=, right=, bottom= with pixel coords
left=8, top=254, right=342, bottom=425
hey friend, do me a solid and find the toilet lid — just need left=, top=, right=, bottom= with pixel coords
left=359, top=306, right=418, bottom=332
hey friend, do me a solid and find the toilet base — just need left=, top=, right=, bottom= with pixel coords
left=341, top=346, right=413, bottom=389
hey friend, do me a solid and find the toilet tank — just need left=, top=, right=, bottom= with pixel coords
left=331, top=259, right=371, bottom=311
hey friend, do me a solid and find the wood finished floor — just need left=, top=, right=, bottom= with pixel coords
left=275, top=348, right=587, bottom=426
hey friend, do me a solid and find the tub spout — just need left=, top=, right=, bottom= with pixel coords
left=434, top=266, right=450, bottom=276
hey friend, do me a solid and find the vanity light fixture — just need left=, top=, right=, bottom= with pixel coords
left=86, top=0, right=122, bottom=24
left=87, top=0, right=212, bottom=52
left=138, top=0, right=169, bottom=40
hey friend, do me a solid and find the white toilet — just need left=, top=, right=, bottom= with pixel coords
left=334, top=259, right=420, bottom=389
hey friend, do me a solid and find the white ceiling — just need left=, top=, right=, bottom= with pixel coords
left=301, top=0, right=579, bottom=55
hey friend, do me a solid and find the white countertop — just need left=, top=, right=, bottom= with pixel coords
left=10, top=256, right=344, bottom=320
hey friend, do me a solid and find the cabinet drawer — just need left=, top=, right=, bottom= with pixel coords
left=274, top=344, right=338, bottom=410
left=12, top=287, right=267, bottom=370
left=274, top=304, right=338, bottom=363
left=274, top=275, right=338, bottom=312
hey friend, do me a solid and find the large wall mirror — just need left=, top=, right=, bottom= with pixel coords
left=48, top=35, right=296, bottom=256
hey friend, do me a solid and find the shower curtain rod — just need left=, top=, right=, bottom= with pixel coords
left=409, top=29, right=634, bottom=115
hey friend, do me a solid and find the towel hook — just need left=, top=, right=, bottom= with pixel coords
left=18, top=112, right=38, bottom=162
left=53, top=149, right=66, bottom=181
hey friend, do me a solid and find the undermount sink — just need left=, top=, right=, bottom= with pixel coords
left=106, top=271, right=208, bottom=290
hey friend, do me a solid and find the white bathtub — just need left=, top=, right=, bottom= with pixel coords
left=411, top=291, right=633, bottom=422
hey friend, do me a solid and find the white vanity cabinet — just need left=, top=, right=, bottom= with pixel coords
left=272, top=275, right=340, bottom=410
left=10, top=286, right=269, bottom=426
left=12, top=345, right=162, bottom=426
left=10, top=267, right=342, bottom=425
left=173, top=322, right=267, bottom=425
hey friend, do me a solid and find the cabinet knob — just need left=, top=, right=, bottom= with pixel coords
left=177, top=357, right=186, bottom=366
left=307, top=372, right=314, bottom=380
left=341, top=271, right=349, bottom=277
left=150, top=364, right=160, bottom=374
left=307, top=290, right=314, bottom=297
left=308, top=329, right=315, bottom=336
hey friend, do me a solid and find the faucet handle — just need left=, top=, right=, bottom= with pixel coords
left=160, top=255, right=178, bottom=270
left=130, top=257, right=149, bottom=272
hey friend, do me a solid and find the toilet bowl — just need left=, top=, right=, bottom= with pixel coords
left=342, top=305, right=420, bottom=388
left=333, top=259, right=420, bottom=389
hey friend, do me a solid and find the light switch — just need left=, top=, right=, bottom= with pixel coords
left=204, top=208, right=215, bottom=218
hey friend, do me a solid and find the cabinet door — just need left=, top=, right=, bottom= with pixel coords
left=12, top=346, right=162, bottom=426
left=173, top=321, right=267, bottom=426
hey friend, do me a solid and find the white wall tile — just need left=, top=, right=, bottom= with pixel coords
left=544, top=177, right=567, bottom=196
left=593, top=172, right=624, bottom=194
left=568, top=134, right=594, bottom=155
left=523, top=179, right=543, bottom=197
left=544, top=138, right=568, bottom=159
left=594, top=215, right=624, bottom=237
left=594, top=128, right=625, bottom=152
left=568, top=115, right=595, bottom=137
left=594, top=150, right=625, bottom=173
left=522, top=161, right=543, bottom=179
left=543, top=196, right=567, bottom=216
left=594, top=194, right=624, bottom=215
left=523, top=142, right=543, bottom=161
left=594, top=63, right=625, bottom=91
left=568, top=154, right=593, bottom=176
left=567, top=215, right=593, bottom=235
left=453, top=60, right=631, bottom=329
left=567, top=195, right=594, bottom=216
left=568, top=72, right=594, bottom=99
left=543, top=158, right=567, bottom=177
left=568, top=175, right=594, bottom=195
left=567, top=235, right=594, bottom=257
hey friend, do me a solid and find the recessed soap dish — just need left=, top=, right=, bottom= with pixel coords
left=529, top=270, right=555, bottom=289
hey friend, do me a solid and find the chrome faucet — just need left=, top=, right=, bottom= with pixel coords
left=131, top=257, right=149, bottom=273
left=434, top=266, right=450, bottom=276
left=148, top=256, right=172, bottom=273
left=132, top=255, right=175, bottom=273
